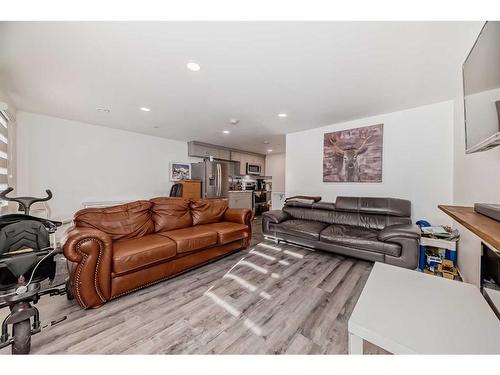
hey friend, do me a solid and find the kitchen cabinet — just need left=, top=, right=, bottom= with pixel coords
left=228, top=191, right=253, bottom=209
left=188, top=142, right=231, bottom=160
left=230, top=152, right=265, bottom=176
left=188, top=141, right=266, bottom=175
left=230, top=152, right=246, bottom=175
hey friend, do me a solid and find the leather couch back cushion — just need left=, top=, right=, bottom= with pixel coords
left=74, top=200, right=155, bottom=240
left=333, top=211, right=411, bottom=230
left=284, top=201, right=336, bottom=211
left=190, top=199, right=228, bottom=225
left=284, top=206, right=336, bottom=224
left=283, top=206, right=410, bottom=230
left=335, top=197, right=411, bottom=217
left=150, top=197, right=192, bottom=232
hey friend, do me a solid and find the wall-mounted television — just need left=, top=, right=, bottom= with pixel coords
left=463, top=21, right=500, bottom=153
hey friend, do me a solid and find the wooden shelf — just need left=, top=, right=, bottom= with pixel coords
left=439, top=205, right=500, bottom=251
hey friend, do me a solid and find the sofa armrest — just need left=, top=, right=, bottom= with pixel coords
left=223, top=208, right=253, bottom=226
left=378, top=224, right=420, bottom=269
left=378, top=224, right=421, bottom=242
left=63, top=228, right=113, bottom=308
left=261, top=210, right=290, bottom=236
left=262, top=210, right=290, bottom=224
left=223, top=208, right=253, bottom=248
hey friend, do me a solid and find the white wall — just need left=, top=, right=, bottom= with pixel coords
left=265, top=152, right=285, bottom=192
left=17, top=111, right=197, bottom=220
left=286, top=101, right=454, bottom=224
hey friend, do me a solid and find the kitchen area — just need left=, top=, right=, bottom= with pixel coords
left=188, top=141, right=281, bottom=215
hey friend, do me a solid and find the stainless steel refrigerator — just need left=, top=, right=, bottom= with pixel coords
left=191, top=161, right=229, bottom=199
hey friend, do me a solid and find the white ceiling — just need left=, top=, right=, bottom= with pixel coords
left=0, top=21, right=483, bottom=154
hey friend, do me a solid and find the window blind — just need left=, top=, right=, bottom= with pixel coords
left=0, top=112, right=8, bottom=207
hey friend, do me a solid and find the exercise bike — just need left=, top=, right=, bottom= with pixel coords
left=0, top=187, right=69, bottom=354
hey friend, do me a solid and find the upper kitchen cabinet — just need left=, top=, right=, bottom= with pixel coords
left=231, top=151, right=265, bottom=176
left=188, top=141, right=231, bottom=160
left=230, top=151, right=245, bottom=175
left=189, top=141, right=266, bottom=175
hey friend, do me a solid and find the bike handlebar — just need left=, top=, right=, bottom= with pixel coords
left=0, top=187, right=53, bottom=215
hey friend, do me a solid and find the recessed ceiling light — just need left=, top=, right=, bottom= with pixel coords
left=223, top=130, right=230, bottom=134
left=140, top=107, right=151, bottom=112
left=263, top=140, right=270, bottom=144
left=278, top=113, right=287, bottom=118
left=187, top=62, right=201, bottom=72
left=267, top=149, right=273, bottom=153
left=96, top=107, right=110, bottom=113
left=229, top=118, right=239, bottom=125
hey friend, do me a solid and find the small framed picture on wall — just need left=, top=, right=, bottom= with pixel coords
left=170, top=162, right=191, bottom=181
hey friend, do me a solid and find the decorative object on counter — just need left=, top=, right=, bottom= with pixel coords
left=323, top=123, right=383, bottom=183
left=229, top=178, right=242, bottom=191
left=170, top=162, right=191, bottom=181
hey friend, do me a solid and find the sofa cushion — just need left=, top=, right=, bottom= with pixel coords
left=190, top=199, right=228, bottom=225
left=270, top=219, right=328, bottom=241
left=113, top=234, right=177, bottom=275
left=74, top=200, right=154, bottom=240
left=198, top=222, right=249, bottom=244
left=158, top=226, right=218, bottom=253
left=319, top=224, right=401, bottom=257
left=335, top=197, right=411, bottom=217
left=150, top=197, right=192, bottom=232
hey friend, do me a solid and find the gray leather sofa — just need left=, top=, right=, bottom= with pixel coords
left=262, top=196, right=420, bottom=269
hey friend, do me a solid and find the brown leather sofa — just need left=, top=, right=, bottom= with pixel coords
left=63, top=198, right=252, bottom=309
left=262, top=196, right=420, bottom=269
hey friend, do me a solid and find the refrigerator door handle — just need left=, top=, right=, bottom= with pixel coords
left=219, top=164, right=222, bottom=197
left=216, top=164, right=219, bottom=197
left=217, top=163, right=221, bottom=197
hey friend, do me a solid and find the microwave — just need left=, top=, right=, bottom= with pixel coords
left=246, top=162, right=262, bottom=176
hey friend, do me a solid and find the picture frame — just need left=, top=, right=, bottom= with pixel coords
left=323, top=123, right=384, bottom=183
left=170, top=162, right=191, bottom=181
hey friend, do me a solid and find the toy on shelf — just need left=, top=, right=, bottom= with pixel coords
left=421, top=225, right=459, bottom=240
left=438, top=259, right=460, bottom=280
left=416, top=220, right=460, bottom=280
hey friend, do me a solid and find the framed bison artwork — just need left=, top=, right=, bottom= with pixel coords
left=323, top=124, right=383, bottom=183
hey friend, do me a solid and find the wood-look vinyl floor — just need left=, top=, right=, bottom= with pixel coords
left=1, top=217, right=378, bottom=354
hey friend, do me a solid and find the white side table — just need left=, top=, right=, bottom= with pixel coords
left=348, top=262, right=500, bottom=354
